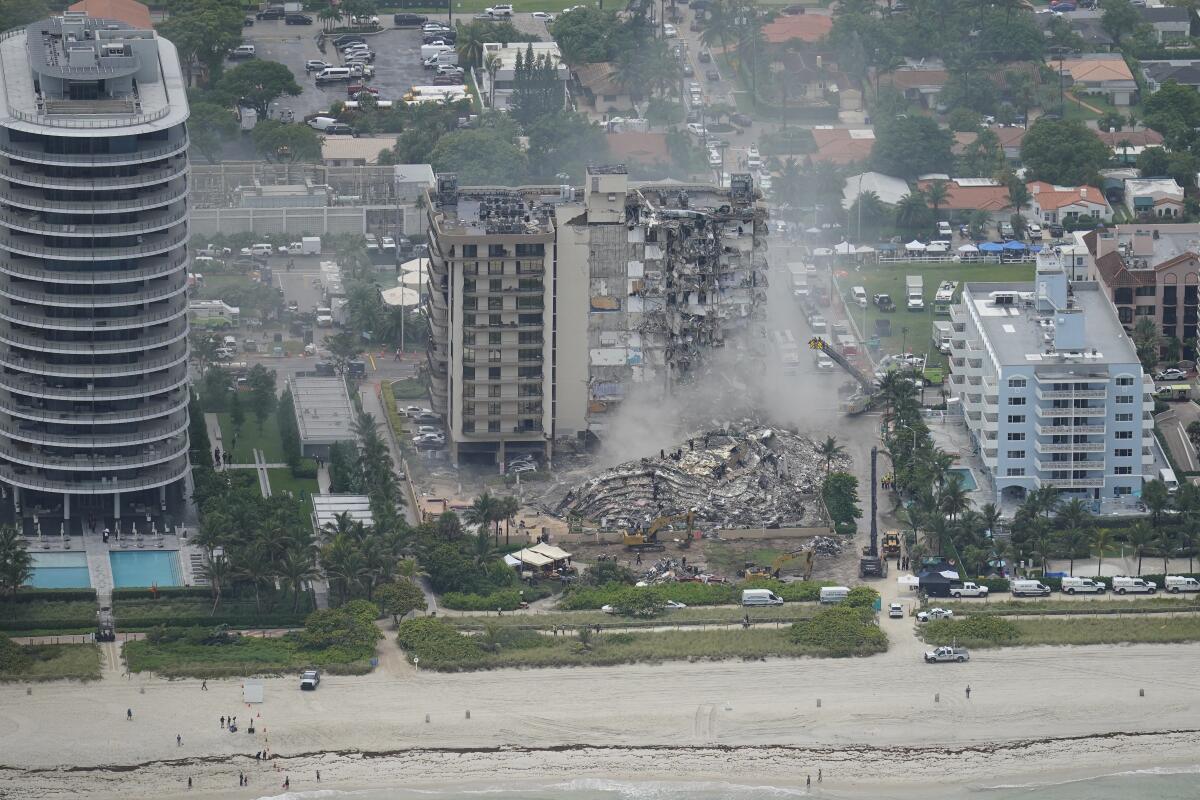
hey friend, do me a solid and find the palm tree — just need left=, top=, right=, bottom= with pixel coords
left=1179, top=516, right=1199, bottom=573
left=1141, top=478, right=1172, bottom=531
left=232, top=543, right=276, bottom=614
left=484, top=52, right=502, bottom=109
left=816, top=436, right=845, bottom=477
left=454, top=21, right=488, bottom=70
left=1127, top=521, right=1154, bottom=576
left=937, top=475, right=970, bottom=521
left=277, top=546, right=319, bottom=611
left=978, top=503, right=1003, bottom=540
left=496, top=495, right=521, bottom=547
left=464, top=492, right=498, bottom=538
left=1091, top=526, right=1112, bottom=577
left=322, top=533, right=366, bottom=604
left=318, top=4, right=342, bottom=32
left=924, top=180, right=950, bottom=217
left=0, top=524, right=32, bottom=598
left=698, top=0, right=736, bottom=55
left=894, top=190, right=929, bottom=231
left=469, top=530, right=497, bottom=566
left=1154, top=528, right=1176, bottom=576
left=198, top=550, right=231, bottom=614
left=1061, top=528, right=1092, bottom=577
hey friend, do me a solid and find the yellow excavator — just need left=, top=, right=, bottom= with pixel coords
left=623, top=510, right=696, bottom=552
left=742, top=549, right=815, bottom=580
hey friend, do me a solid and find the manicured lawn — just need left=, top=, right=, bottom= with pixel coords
left=216, top=412, right=286, bottom=463
left=838, top=261, right=1035, bottom=365
left=0, top=644, right=101, bottom=682
left=114, top=595, right=314, bottom=630
left=0, top=600, right=98, bottom=635
left=266, top=469, right=319, bottom=510
left=124, top=635, right=373, bottom=678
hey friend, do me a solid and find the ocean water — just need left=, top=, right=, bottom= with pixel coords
left=251, top=768, right=1200, bottom=800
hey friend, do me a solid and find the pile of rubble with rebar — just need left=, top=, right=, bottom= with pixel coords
left=552, top=425, right=849, bottom=529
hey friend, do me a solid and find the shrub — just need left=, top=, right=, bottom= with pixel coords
left=396, top=618, right=481, bottom=667
left=0, top=634, right=31, bottom=672
left=390, top=378, right=428, bottom=400
left=788, top=606, right=888, bottom=657
left=584, top=560, right=636, bottom=587
left=921, top=616, right=1021, bottom=648
left=844, top=586, right=879, bottom=608
left=978, top=578, right=1011, bottom=593
left=299, top=605, right=381, bottom=656
left=442, top=589, right=524, bottom=611
left=112, top=586, right=209, bottom=600
left=9, top=588, right=97, bottom=603
left=559, top=581, right=739, bottom=610
left=290, top=459, right=318, bottom=479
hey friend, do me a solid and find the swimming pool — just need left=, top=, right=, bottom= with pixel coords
left=28, top=551, right=91, bottom=589
left=109, top=550, right=183, bottom=588
left=945, top=467, right=979, bottom=491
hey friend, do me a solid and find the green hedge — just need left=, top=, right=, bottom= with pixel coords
left=788, top=606, right=888, bottom=657
left=441, top=584, right=551, bottom=611
left=921, top=616, right=1021, bottom=648
left=0, top=599, right=98, bottom=632
left=390, top=378, right=428, bottom=400
left=291, top=459, right=318, bottom=479
left=559, top=579, right=838, bottom=610
left=9, top=588, right=96, bottom=603
left=112, top=586, right=210, bottom=600
left=397, top=618, right=482, bottom=667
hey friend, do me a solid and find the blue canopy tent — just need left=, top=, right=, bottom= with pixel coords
left=1002, top=240, right=1027, bottom=251
left=978, top=242, right=1004, bottom=253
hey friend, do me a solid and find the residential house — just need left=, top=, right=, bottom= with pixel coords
left=879, top=68, right=949, bottom=110
left=321, top=135, right=399, bottom=167
left=1138, top=6, right=1191, bottom=44
left=1092, top=127, right=1165, bottom=165
left=917, top=178, right=1011, bottom=222
left=809, top=126, right=875, bottom=166
left=478, top=42, right=570, bottom=111
left=842, top=172, right=910, bottom=210
left=1056, top=54, right=1139, bottom=105
left=1026, top=181, right=1113, bottom=225
left=1035, top=11, right=1115, bottom=52
left=1124, top=178, right=1185, bottom=218
left=1141, top=60, right=1200, bottom=93
left=1084, top=224, right=1200, bottom=343
left=760, top=13, right=833, bottom=45
left=573, top=62, right=636, bottom=117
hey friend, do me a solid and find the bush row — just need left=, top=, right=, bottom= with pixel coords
left=9, top=588, right=96, bottom=603
left=441, top=585, right=551, bottom=611
left=558, top=579, right=841, bottom=610
left=112, top=586, right=210, bottom=600
left=921, top=616, right=1021, bottom=648
left=788, top=606, right=888, bottom=657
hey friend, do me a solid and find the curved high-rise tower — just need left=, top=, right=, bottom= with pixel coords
left=0, top=11, right=190, bottom=524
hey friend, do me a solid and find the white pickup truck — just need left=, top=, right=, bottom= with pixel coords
left=949, top=581, right=989, bottom=598
left=924, top=646, right=970, bottom=663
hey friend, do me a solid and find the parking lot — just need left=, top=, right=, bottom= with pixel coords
left=237, top=19, right=439, bottom=121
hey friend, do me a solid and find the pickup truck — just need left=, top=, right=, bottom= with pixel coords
left=949, top=582, right=989, bottom=598
left=300, top=669, right=321, bottom=690
left=924, top=646, right=970, bottom=663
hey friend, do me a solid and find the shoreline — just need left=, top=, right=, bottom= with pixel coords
left=5, top=731, right=1200, bottom=800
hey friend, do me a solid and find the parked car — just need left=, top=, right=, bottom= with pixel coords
left=731, top=112, right=753, bottom=127
left=924, top=646, right=969, bottom=663
left=393, top=13, right=428, bottom=25
left=285, top=14, right=312, bottom=24
left=332, top=34, right=365, bottom=46
left=663, top=23, right=678, bottom=36
left=915, top=608, right=954, bottom=622
left=698, top=49, right=712, bottom=63
left=305, top=59, right=330, bottom=72
left=888, top=602, right=904, bottom=618
left=531, top=11, right=555, bottom=20
left=229, top=44, right=256, bottom=58
left=1027, top=222, right=1043, bottom=240
left=300, top=669, right=321, bottom=690
left=1155, top=368, right=1188, bottom=381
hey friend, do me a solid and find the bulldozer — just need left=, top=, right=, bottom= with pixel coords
left=881, top=530, right=902, bottom=559
left=623, top=510, right=696, bottom=552
left=741, top=549, right=815, bottom=580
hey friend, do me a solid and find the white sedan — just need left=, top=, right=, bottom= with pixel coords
left=1155, top=368, right=1188, bottom=381
left=916, top=608, right=954, bottom=623
left=531, top=11, right=555, bottom=20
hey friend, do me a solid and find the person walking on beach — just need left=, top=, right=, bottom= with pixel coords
left=176, top=734, right=182, bottom=747
left=220, top=716, right=225, bottom=728
left=806, top=775, right=811, bottom=787
left=187, top=777, right=192, bottom=790
left=818, top=769, right=822, bottom=783
left=201, top=680, right=207, bottom=691
left=126, top=708, right=132, bottom=721
left=965, top=684, right=971, bottom=699
left=317, top=770, right=321, bottom=782
left=283, top=776, right=290, bottom=790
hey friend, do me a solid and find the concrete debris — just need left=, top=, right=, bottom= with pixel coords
left=553, top=425, right=850, bottom=529
left=807, top=536, right=844, bottom=557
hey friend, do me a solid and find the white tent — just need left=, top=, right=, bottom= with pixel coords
left=380, top=286, right=420, bottom=307
left=812, top=247, right=834, bottom=256
left=898, top=575, right=920, bottom=589
left=834, top=241, right=856, bottom=255
left=399, top=257, right=428, bottom=274
left=855, top=244, right=876, bottom=253
left=957, top=243, right=979, bottom=253
left=905, top=240, right=927, bottom=251
left=926, top=242, right=948, bottom=253
left=398, top=271, right=424, bottom=288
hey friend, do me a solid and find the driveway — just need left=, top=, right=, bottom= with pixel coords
left=1156, top=401, right=1200, bottom=474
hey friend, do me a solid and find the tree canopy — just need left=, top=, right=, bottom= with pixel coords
left=213, top=60, right=301, bottom=118
left=1020, top=118, right=1111, bottom=186
left=871, top=115, right=953, bottom=180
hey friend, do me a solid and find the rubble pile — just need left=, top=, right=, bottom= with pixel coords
left=554, top=426, right=849, bottom=529
left=808, top=536, right=844, bottom=556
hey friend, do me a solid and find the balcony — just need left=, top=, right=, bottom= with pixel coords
left=0, top=205, right=186, bottom=238
left=0, top=181, right=187, bottom=214
left=0, top=390, right=189, bottom=425
left=0, top=455, right=189, bottom=494
left=466, top=339, right=544, bottom=350
left=0, top=137, right=189, bottom=166
left=0, top=434, right=187, bottom=470
left=1035, top=422, right=1105, bottom=435
left=1039, top=477, right=1104, bottom=489
left=0, top=273, right=188, bottom=307
left=0, top=250, right=187, bottom=284
left=0, top=321, right=188, bottom=355
left=0, top=342, right=187, bottom=378
left=0, top=159, right=188, bottom=190
left=0, top=299, right=187, bottom=331
left=0, top=368, right=188, bottom=402
left=463, top=354, right=544, bottom=366
left=1035, top=405, right=1107, bottom=418
left=1034, top=440, right=1104, bottom=453
left=463, top=284, right=545, bottom=296
left=1036, top=388, right=1107, bottom=400
left=0, top=414, right=187, bottom=447
left=0, top=227, right=188, bottom=261
left=1036, top=459, right=1105, bottom=472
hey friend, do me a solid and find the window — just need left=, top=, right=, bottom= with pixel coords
left=463, top=402, right=475, bottom=416
left=1116, top=412, right=1134, bottom=422
left=1114, top=448, right=1133, bottom=457
left=488, top=262, right=504, bottom=276
left=1008, top=397, right=1026, bottom=406
left=1007, top=414, right=1025, bottom=424
left=488, top=349, right=501, bottom=363
left=519, top=348, right=541, bottom=361
left=489, top=279, right=502, bottom=292
left=488, top=367, right=500, bottom=379
left=1008, top=450, right=1026, bottom=459
left=1115, top=430, right=1134, bottom=439
left=462, top=244, right=477, bottom=257
left=463, top=366, right=474, bottom=380
left=518, top=365, right=540, bottom=378
left=1006, top=468, right=1025, bottom=477
left=1008, top=377, right=1027, bottom=388
left=1114, top=287, right=1134, bottom=304
left=487, top=244, right=508, bottom=257
left=1116, top=395, right=1133, bottom=404
left=463, top=279, right=476, bottom=294
left=463, top=384, right=474, bottom=398
left=1134, top=286, right=1157, bottom=297
left=489, top=332, right=501, bottom=345
left=1115, top=466, right=1133, bottom=475
left=1135, top=306, right=1155, bottom=317
left=463, top=332, right=475, bottom=346
left=462, top=346, right=475, bottom=362
left=1116, top=377, right=1133, bottom=386
left=488, top=420, right=500, bottom=432
left=489, top=314, right=502, bottom=327
left=489, top=385, right=501, bottom=398
left=488, top=402, right=501, bottom=417
left=488, top=297, right=502, bottom=310
left=1007, top=432, right=1026, bottom=441
left=1115, top=486, right=1132, bottom=496
left=515, top=243, right=544, bottom=257
left=518, top=331, right=542, bottom=345
left=464, top=296, right=477, bottom=310
left=463, top=420, right=475, bottom=433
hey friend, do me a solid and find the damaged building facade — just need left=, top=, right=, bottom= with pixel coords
left=424, top=166, right=769, bottom=465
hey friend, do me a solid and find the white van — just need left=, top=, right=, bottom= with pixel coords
left=742, top=589, right=783, bottom=606
left=421, top=43, right=454, bottom=60
left=1160, top=467, right=1179, bottom=494
left=819, top=586, right=850, bottom=604
left=307, top=116, right=338, bottom=131
left=937, top=220, right=952, bottom=237
left=1060, top=576, right=1106, bottom=594
left=1011, top=579, right=1051, bottom=597
left=315, top=67, right=352, bottom=84
left=1166, top=575, right=1200, bottom=593
left=851, top=285, right=867, bottom=307
left=246, top=243, right=273, bottom=257
left=1112, top=576, right=1157, bottom=594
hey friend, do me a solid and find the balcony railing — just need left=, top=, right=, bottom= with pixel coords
left=0, top=342, right=187, bottom=377
left=1036, top=459, right=1105, bottom=472
left=0, top=325, right=187, bottom=355
left=0, top=299, right=187, bottom=331
left=0, top=249, right=186, bottom=284
left=0, top=414, right=187, bottom=447
left=0, top=434, right=187, bottom=470
left=0, top=368, right=187, bottom=401
left=1035, top=388, right=1108, bottom=400
left=1034, top=440, right=1105, bottom=453
left=0, top=205, right=186, bottom=237
left=0, top=159, right=188, bottom=190
left=0, top=390, right=188, bottom=424
left=0, top=273, right=188, bottom=307
left=0, top=455, right=189, bottom=494
left=0, top=227, right=188, bottom=260
left=1035, top=423, right=1105, bottom=435
left=1039, top=477, right=1104, bottom=489
left=1035, top=405, right=1107, bottom=418
left=0, top=138, right=189, bottom=166
left=0, top=181, right=187, bottom=214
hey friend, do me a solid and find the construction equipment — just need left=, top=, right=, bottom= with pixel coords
left=882, top=530, right=902, bottom=559
left=741, top=549, right=815, bottom=580
left=809, top=336, right=878, bottom=415
left=859, top=446, right=888, bottom=578
left=623, top=510, right=695, bottom=552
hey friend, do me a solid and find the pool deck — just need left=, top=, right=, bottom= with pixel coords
left=34, top=531, right=199, bottom=603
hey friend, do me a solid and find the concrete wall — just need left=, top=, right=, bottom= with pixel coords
left=190, top=205, right=425, bottom=237
left=553, top=203, right=591, bottom=441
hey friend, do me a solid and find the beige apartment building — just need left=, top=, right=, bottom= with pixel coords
left=1084, top=224, right=1200, bottom=351
left=425, top=167, right=768, bottom=466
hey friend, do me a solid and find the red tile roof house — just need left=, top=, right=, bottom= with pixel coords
left=1026, top=181, right=1113, bottom=225
left=917, top=178, right=1012, bottom=223
left=809, top=126, right=875, bottom=166
left=761, top=13, right=833, bottom=45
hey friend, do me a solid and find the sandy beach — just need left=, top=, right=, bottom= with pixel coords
left=3, top=624, right=1200, bottom=799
